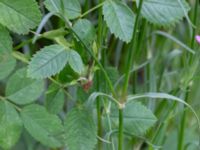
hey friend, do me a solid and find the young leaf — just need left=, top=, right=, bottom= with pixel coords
left=45, top=84, right=65, bottom=114
left=64, top=107, right=97, bottom=150
left=109, top=102, right=157, bottom=135
left=28, top=44, right=68, bottom=79
left=103, top=0, right=135, bottom=42
left=73, top=19, right=96, bottom=46
left=138, top=0, right=190, bottom=26
left=67, top=50, right=84, bottom=74
left=21, top=104, right=64, bottom=148
left=0, top=101, right=22, bottom=150
left=44, top=0, right=81, bottom=19
left=0, top=0, right=42, bottom=34
left=6, top=68, right=44, bottom=105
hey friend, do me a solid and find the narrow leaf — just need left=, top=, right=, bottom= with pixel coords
left=127, top=92, right=200, bottom=133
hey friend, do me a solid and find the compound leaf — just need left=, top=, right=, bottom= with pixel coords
left=28, top=44, right=68, bottom=79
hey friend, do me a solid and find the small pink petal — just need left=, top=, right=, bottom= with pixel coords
left=195, top=35, right=200, bottom=44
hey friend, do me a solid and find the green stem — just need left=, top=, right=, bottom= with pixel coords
left=13, top=38, right=33, bottom=51
left=64, top=19, right=116, bottom=97
left=96, top=96, right=102, bottom=150
left=79, top=2, right=105, bottom=18
left=118, top=1, right=144, bottom=149
left=178, top=89, right=189, bottom=150
left=178, top=1, right=199, bottom=149
left=97, top=0, right=104, bottom=149
left=47, top=2, right=115, bottom=97
left=118, top=108, right=124, bottom=150
left=190, top=0, right=199, bottom=51
left=122, top=0, right=144, bottom=99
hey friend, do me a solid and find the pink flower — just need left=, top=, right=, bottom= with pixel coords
left=195, top=35, right=200, bottom=44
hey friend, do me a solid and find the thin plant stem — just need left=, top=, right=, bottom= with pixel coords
left=79, top=2, right=105, bottom=18
left=14, top=38, right=34, bottom=51
left=64, top=18, right=117, bottom=98
left=97, top=0, right=104, bottom=149
left=178, top=88, right=189, bottom=150
left=122, top=0, right=144, bottom=100
left=118, top=108, right=124, bottom=150
left=178, top=1, right=199, bottom=149
left=119, top=1, right=144, bottom=149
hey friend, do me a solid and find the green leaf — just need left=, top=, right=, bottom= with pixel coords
left=138, top=0, right=190, bottom=26
left=103, top=0, right=135, bottom=42
left=0, top=0, right=42, bottom=34
left=0, top=101, right=22, bottom=149
left=21, top=104, right=64, bottom=148
left=154, top=31, right=195, bottom=54
left=0, top=54, right=16, bottom=80
left=6, top=68, right=44, bottom=105
left=109, top=102, right=157, bottom=135
left=58, top=65, right=79, bottom=83
left=0, top=25, right=16, bottom=80
left=67, top=50, right=84, bottom=74
left=28, top=44, right=68, bottom=79
left=0, top=25, right=12, bottom=53
left=126, top=92, right=200, bottom=132
left=45, top=84, right=65, bottom=114
left=44, top=0, right=81, bottom=19
left=64, top=107, right=97, bottom=150
left=73, top=19, right=96, bottom=46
